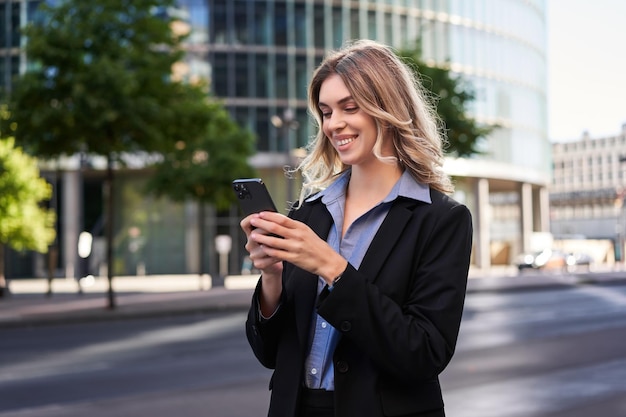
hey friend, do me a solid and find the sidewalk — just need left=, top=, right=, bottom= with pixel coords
left=0, top=275, right=257, bottom=328
left=1, top=268, right=625, bottom=328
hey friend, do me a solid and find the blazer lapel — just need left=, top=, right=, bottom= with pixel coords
left=359, top=198, right=419, bottom=283
left=291, top=202, right=333, bottom=346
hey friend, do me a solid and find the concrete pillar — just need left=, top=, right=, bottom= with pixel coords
left=62, top=170, right=80, bottom=279
left=184, top=200, right=200, bottom=274
left=537, top=186, right=550, bottom=232
left=520, top=182, right=534, bottom=252
left=474, top=178, right=491, bottom=269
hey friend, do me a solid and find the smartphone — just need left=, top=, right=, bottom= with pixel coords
left=232, top=178, right=277, bottom=216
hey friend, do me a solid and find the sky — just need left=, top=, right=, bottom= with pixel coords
left=547, top=0, right=626, bottom=142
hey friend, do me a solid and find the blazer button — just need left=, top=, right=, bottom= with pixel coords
left=340, top=321, right=351, bottom=332
left=336, top=360, right=349, bottom=373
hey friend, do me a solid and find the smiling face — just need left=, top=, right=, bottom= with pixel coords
left=318, top=74, right=383, bottom=169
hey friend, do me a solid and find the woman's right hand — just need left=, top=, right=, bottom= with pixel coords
left=240, top=213, right=283, bottom=316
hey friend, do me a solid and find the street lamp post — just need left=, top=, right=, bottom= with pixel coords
left=271, top=109, right=299, bottom=205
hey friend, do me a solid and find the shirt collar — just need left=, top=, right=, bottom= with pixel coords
left=306, top=169, right=431, bottom=205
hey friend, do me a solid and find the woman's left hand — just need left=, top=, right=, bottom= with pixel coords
left=249, top=211, right=347, bottom=284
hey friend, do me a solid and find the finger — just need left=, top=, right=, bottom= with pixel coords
left=240, top=213, right=259, bottom=235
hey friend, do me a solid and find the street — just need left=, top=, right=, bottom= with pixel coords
left=1, top=283, right=626, bottom=417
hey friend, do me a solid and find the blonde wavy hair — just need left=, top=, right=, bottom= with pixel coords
left=295, top=39, right=453, bottom=205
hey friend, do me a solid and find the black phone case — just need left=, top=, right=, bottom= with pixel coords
left=232, top=178, right=277, bottom=216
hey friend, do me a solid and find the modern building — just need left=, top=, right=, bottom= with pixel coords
left=551, top=125, right=626, bottom=260
left=1, top=0, right=549, bottom=279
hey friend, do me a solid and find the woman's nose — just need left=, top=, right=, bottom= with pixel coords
left=327, top=112, right=346, bottom=131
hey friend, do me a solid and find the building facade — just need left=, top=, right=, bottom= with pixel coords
left=1, top=0, right=549, bottom=278
left=551, top=125, right=626, bottom=260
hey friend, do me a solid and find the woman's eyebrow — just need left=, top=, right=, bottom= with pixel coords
left=318, top=96, right=354, bottom=108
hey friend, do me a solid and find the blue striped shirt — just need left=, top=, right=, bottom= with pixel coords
left=303, top=169, right=431, bottom=390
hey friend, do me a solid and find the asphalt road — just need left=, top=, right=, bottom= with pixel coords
left=1, top=283, right=626, bottom=417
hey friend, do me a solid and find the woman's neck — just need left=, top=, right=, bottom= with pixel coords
left=348, top=162, right=403, bottom=200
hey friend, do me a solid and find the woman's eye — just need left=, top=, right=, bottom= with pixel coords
left=345, top=107, right=358, bottom=113
left=321, top=112, right=331, bottom=118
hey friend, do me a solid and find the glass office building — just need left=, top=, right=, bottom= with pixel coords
left=1, top=0, right=549, bottom=278
left=175, top=0, right=550, bottom=269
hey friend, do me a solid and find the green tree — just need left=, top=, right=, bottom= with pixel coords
left=398, top=45, right=494, bottom=157
left=146, top=100, right=256, bottom=278
left=3, top=0, right=218, bottom=308
left=0, top=137, right=56, bottom=297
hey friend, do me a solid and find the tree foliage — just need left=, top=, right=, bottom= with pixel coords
left=146, top=99, right=256, bottom=210
left=0, top=137, right=55, bottom=252
left=0, top=136, right=56, bottom=292
left=0, top=0, right=254, bottom=304
left=398, top=46, right=494, bottom=157
left=4, top=0, right=208, bottom=158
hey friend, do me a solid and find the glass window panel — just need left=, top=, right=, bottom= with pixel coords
left=11, top=55, right=18, bottom=79
left=384, top=12, right=392, bottom=44
left=367, top=10, right=377, bottom=39
left=0, top=7, right=6, bottom=48
left=295, top=108, right=309, bottom=149
left=255, top=53, right=268, bottom=98
left=295, top=55, right=307, bottom=100
left=256, top=107, right=270, bottom=151
left=11, top=2, right=20, bottom=48
left=332, top=7, right=342, bottom=48
left=274, top=2, right=287, bottom=46
left=0, top=58, right=6, bottom=93
left=213, top=53, right=228, bottom=96
left=234, top=1, right=248, bottom=45
left=213, top=2, right=227, bottom=44
left=294, top=3, right=307, bottom=47
left=350, top=9, right=360, bottom=40
left=275, top=54, right=288, bottom=99
left=399, top=15, right=408, bottom=47
left=314, top=5, right=325, bottom=48
left=235, top=53, right=248, bottom=97
left=253, top=2, right=270, bottom=45
left=27, top=1, right=45, bottom=23
left=234, top=107, right=250, bottom=131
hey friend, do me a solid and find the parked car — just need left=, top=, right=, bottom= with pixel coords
left=515, top=249, right=568, bottom=271
left=565, top=252, right=593, bottom=269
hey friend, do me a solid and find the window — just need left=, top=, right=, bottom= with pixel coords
left=256, top=107, right=270, bottom=151
left=234, top=1, right=248, bottom=45
left=350, top=9, right=360, bottom=40
left=332, top=7, right=343, bottom=48
left=213, top=2, right=227, bottom=44
left=275, top=54, right=288, bottom=99
left=235, top=54, right=248, bottom=97
left=295, top=3, right=307, bottom=47
left=367, top=10, right=377, bottom=39
left=274, top=2, right=287, bottom=46
left=255, top=53, right=268, bottom=98
left=314, top=5, right=325, bottom=48
left=254, top=2, right=270, bottom=45
left=213, top=53, right=228, bottom=96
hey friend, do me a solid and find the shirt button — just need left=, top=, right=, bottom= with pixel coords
left=340, top=321, right=351, bottom=332
left=311, top=368, right=318, bottom=375
left=321, top=322, right=327, bottom=328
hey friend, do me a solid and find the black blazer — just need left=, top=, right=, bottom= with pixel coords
left=246, top=188, right=473, bottom=417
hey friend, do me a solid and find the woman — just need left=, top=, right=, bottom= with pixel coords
left=240, top=40, right=473, bottom=417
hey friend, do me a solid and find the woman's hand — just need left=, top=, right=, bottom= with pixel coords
left=240, top=213, right=284, bottom=278
left=249, top=211, right=347, bottom=285
left=240, top=213, right=284, bottom=317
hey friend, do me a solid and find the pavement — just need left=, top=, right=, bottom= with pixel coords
left=1, top=266, right=626, bottom=329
